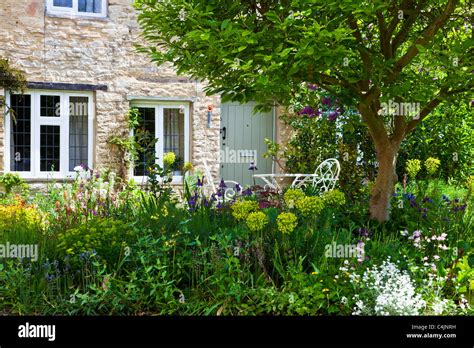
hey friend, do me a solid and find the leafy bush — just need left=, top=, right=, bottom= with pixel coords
left=56, top=218, right=135, bottom=269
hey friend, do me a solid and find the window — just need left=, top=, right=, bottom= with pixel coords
left=47, top=0, right=107, bottom=18
left=131, top=103, right=190, bottom=183
left=6, top=91, right=93, bottom=179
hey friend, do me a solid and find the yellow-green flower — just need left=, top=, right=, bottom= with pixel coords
left=322, top=189, right=346, bottom=206
left=163, top=152, right=176, bottom=167
left=183, top=161, right=194, bottom=173
left=406, top=159, right=421, bottom=179
left=246, top=211, right=269, bottom=232
left=424, top=157, right=441, bottom=176
left=277, top=212, right=298, bottom=234
left=295, top=196, right=325, bottom=217
left=284, top=188, right=305, bottom=208
left=466, top=175, right=474, bottom=193
left=231, top=200, right=258, bottom=221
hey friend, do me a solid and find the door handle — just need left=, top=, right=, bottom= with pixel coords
left=220, top=126, right=226, bottom=140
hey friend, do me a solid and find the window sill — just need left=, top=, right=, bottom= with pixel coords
left=46, top=11, right=109, bottom=21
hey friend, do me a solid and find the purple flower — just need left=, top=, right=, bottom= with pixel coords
left=471, top=100, right=474, bottom=107
left=242, top=188, right=253, bottom=196
left=422, top=197, right=433, bottom=204
left=235, top=183, right=241, bottom=192
left=219, top=179, right=227, bottom=188
left=197, top=177, right=203, bottom=187
left=328, top=111, right=338, bottom=121
left=188, top=197, right=196, bottom=208
left=322, top=97, right=332, bottom=106
left=299, top=106, right=316, bottom=117
left=307, top=83, right=318, bottom=90
left=413, top=230, right=422, bottom=238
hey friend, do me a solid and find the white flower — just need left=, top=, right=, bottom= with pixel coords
left=74, top=165, right=84, bottom=172
left=437, top=233, right=447, bottom=241
left=352, top=259, right=425, bottom=316
left=433, top=255, right=440, bottom=261
left=401, top=230, right=409, bottom=236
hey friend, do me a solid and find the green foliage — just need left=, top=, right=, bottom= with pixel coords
left=56, top=219, right=134, bottom=268
left=0, top=172, right=472, bottom=315
left=397, top=102, right=474, bottom=182
left=0, top=173, right=28, bottom=194
left=0, top=58, right=26, bottom=92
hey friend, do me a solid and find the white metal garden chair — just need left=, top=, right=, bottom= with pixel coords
left=202, top=159, right=239, bottom=200
left=291, top=158, right=341, bottom=192
left=253, top=158, right=340, bottom=193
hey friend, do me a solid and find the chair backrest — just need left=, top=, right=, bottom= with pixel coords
left=312, top=158, right=340, bottom=192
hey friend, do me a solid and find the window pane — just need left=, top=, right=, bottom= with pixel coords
left=163, top=108, right=185, bottom=175
left=40, top=95, right=60, bottom=117
left=78, top=0, right=102, bottom=13
left=40, top=125, right=60, bottom=172
left=134, top=108, right=155, bottom=177
left=53, top=0, right=72, bottom=7
left=10, top=95, right=31, bottom=172
left=69, top=97, right=89, bottom=171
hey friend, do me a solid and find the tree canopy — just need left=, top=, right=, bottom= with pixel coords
left=134, top=0, right=474, bottom=221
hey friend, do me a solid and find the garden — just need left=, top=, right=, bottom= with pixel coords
left=0, top=97, right=472, bottom=315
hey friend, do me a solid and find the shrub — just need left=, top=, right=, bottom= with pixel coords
left=56, top=218, right=135, bottom=269
left=0, top=173, right=28, bottom=194
left=245, top=212, right=269, bottom=232
left=295, top=196, right=325, bottom=217
left=231, top=200, right=259, bottom=221
left=277, top=212, right=298, bottom=234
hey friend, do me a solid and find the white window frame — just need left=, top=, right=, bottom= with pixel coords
left=130, top=101, right=190, bottom=185
left=5, top=90, right=94, bottom=179
left=46, top=0, right=107, bottom=18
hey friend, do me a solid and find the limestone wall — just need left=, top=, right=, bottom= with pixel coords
left=0, top=0, right=221, bottom=180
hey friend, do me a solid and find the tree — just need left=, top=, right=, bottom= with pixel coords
left=134, top=0, right=474, bottom=221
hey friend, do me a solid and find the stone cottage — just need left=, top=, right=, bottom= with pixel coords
left=0, top=0, right=288, bottom=188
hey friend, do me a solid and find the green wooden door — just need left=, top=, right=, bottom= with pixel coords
left=220, top=102, right=274, bottom=187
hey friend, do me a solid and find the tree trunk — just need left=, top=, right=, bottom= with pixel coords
left=358, top=102, right=405, bottom=222
left=369, top=145, right=399, bottom=222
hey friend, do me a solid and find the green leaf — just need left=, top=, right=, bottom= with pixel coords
left=221, top=20, right=230, bottom=30
left=280, top=48, right=292, bottom=58
left=200, top=32, right=210, bottom=41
